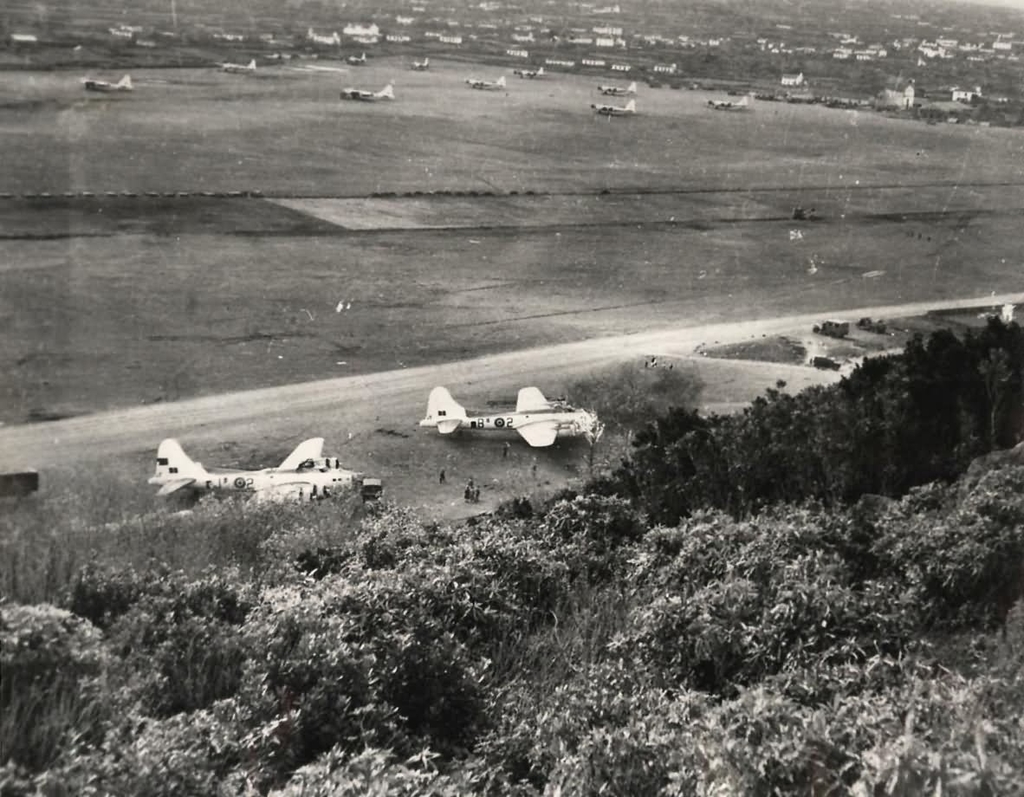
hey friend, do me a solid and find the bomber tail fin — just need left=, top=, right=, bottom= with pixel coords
left=627, top=81, right=637, bottom=94
left=625, top=99, right=636, bottom=113
left=420, top=387, right=468, bottom=434
left=497, top=75, right=506, bottom=88
left=117, top=74, right=133, bottom=90
left=247, top=59, right=256, bottom=70
left=148, top=438, right=204, bottom=493
left=377, top=82, right=395, bottom=100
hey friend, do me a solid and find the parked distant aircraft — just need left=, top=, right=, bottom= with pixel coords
left=597, top=81, right=636, bottom=96
left=149, top=437, right=371, bottom=502
left=347, top=52, right=367, bottom=65
left=708, top=93, right=752, bottom=111
left=466, top=75, right=506, bottom=90
left=221, top=59, right=256, bottom=74
left=513, top=66, right=545, bottom=79
left=592, top=98, right=636, bottom=116
left=339, top=81, right=395, bottom=101
left=411, top=57, right=430, bottom=70
left=420, top=386, right=598, bottom=447
left=82, top=74, right=133, bottom=92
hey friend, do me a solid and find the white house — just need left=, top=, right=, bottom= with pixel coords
left=506, top=48, right=529, bottom=57
left=951, top=85, right=981, bottom=102
left=781, top=72, right=804, bottom=87
left=652, top=63, right=677, bottom=73
left=343, top=23, right=379, bottom=38
left=308, top=28, right=341, bottom=45
left=439, top=34, right=462, bottom=44
left=10, top=33, right=39, bottom=43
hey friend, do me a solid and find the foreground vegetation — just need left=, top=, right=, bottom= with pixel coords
left=2, top=320, right=1022, bottom=796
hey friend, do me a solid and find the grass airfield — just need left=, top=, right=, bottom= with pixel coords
left=3, top=58, right=1023, bottom=194
left=1, top=56, right=1022, bottom=512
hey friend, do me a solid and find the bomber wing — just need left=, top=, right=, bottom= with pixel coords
left=516, top=386, right=552, bottom=413
left=278, top=438, right=325, bottom=470
left=516, top=422, right=559, bottom=448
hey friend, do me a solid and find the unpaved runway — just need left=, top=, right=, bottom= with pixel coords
left=0, top=293, right=1019, bottom=471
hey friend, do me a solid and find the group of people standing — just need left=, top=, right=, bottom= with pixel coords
left=437, top=442, right=539, bottom=505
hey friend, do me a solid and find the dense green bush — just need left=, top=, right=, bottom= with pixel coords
left=1, top=604, right=109, bottom=771
left=872, top=466, right=1024, bottom=630
left=240, top=573, right=487, bottom=782
left=37, top=702, right=247, bottom=797
left=614, top=319, right=1023, bottom=524
left=67, top=567, right=255, bottom=716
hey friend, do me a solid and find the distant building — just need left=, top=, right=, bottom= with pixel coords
left=610, top=63, right=630, bottom=71
left=951, top=85, right=982, bottom=102
left=506, top=48, right=529, bottom=57
left=10, top=33, right=38, bottom=43
left=545, top=58, right=575, bottom=67
left=439, top=34, right=462, bottom=44
left=386, top=34, right=411, bottom=42
left=595, top=36, right=617, bottom=48
left=651, top=63, right=677, bottom=74
left=343, top=23, right=380, bottom=38
left=876, top=81, right=915, bottom=110
left=308, top=28, right=341, bottom=45
left=581, top=57, right=606, bottom=67
left=593, top=25, right=622, bottom=36
left=780, top=72, right=804, bottom=87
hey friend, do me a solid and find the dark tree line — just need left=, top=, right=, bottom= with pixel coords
left=608, top=318, right=1023, bottom=525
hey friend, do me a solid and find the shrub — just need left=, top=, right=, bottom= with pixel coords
left=873, top=465, right=1024, bottom=630
left=539, top=494, right=645, bottom=583
left=76, top=567, right=256, bottom=716
left=240, top=575, right=488, bottom=780
left=39, top=702, right=246, bottom=797
left=1, top=604, right=109, bottom=771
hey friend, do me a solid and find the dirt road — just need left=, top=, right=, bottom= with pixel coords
left=1, top=293, right=1019, bottom=471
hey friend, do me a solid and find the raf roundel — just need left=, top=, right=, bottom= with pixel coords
left=234, top=477, right=247, bottom=489
left=494, top=418, right=505, bottom=428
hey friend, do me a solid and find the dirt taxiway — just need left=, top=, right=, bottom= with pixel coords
left=1, top=293, right=1019, bottom=477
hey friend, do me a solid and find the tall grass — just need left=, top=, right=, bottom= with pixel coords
left=0, top=473, right=366, bottom=604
